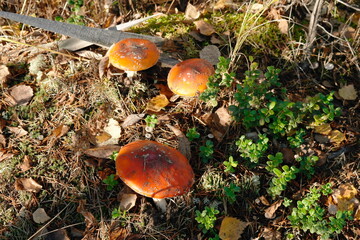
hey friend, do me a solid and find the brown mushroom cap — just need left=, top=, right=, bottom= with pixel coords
left=108, top=38, right=160, bottom=72
left=115, top=140, right=194, bottom=199
left=167, top=58, right=215, bottom=97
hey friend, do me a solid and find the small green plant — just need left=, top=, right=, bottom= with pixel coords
left=55, top=0, right=85, bottom=25
left=267, top=164, right=299, bottom=198
left=229, top=63, right=341, bottom=135
left=236, top=134, right=269, bottom=164
left=297, top=155, right=318, bottom=177
left=103, top=174, right=118, bottom=191
left=287, top=129, right=306, bottom=148
left=109, top=151, right=118, bottom=161
left=186, top=127, right=200, bottom=141
left=199, top=140, right=214, bottom=163
left=223, top=156, right=238, bottom=173
left=224, top=183, right=240, bottom=204
left=111, top=207, right=127, bottom=219
left=200, top=56, right=235, bottom=106
left=288, top=183, right=353, bottom=240
left=195, top=206, right=220, bottom=234
left=145, top=114, right=158, bottom=129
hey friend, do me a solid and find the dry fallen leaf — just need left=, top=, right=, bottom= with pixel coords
left=154, top=84, right=174, bottom=99
left=219, top=216, right=249, bottom=240
left=166, top=124, right=191, bottom=160
left=84, top=145, right=121, bottom=159
left=110, top=227, right=128, bottom=240
left=185, top=2, right=200, bottom=20
left=314, top=124, right=332, bottom=135
left=119, top=193, right=137, bottom=211
left=194, top=20, right=216, bottom=36
left=99, top=56, right=110, bottom=79
left=19, top=155, right=32, bottom=172
left=209, top=107, right=233, bottom=141
left=200, top=45, right=221, bottom=65
left=121, top=114, right=145, bottom=128
left=77, top=200, right=98, bottom=228
left=8, top=126, right=28, bottom=138
left=146, top=94, right=169, bottom=112
left=269, top=8, right=288, bottom=35
left=328, top=130, right=346, bottom=144
left=96, top=132, right=112, bottom=144
left=51, top=124, right=70, bottom=139
left=9, top=85, right=34, bottom=105
left=0, top=150, right=14, bottom=162
left=15, top=178, right=42, bottom=193
left=329, top=183, right=359, bottom=214
left=33, top=208, right=51, bottom=224
left=338, top=84, right=357, bottom=100
left=261, top=227, right=282, bottom=240
left=264, top=200, right=283, bottom=219
left=0, top=65, right=10, bottom=84
left=76, top=50, right=103, bottom=60
left=213, top=0, right=237, bottom=10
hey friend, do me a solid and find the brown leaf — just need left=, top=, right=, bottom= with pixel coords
left=9, top=85, right=34, bottom=105
left=119, top=193, right=137, bottom=211
left=19, top=155, right=32, bottom=172
left=76, top=50, right=103, bottom=60
left=15, top=178, right=42, bottom=193
left=110, top=227, right=128, bottom=240
left=99, top=56, right=110, bottom=79
left=154, top=84, right=174, bottom=98
left=51, top=124, right=70, bottom=138
left=121, top=114, right=145, bottom=128
left=338, top=84, right=357, bottom=100
left=77, top=200, right=98, bottom=228
left=314, top=124, right=332, bottom=135
left=146, top=94, right=170, bottom=112
left=269, top=8, right=288, bottom=35
left=84, top=145, right=121, bottom=159
left=166, top=124, right=191, bottom=160
left=0, top=65, right=10, bottom=85
left=328, top=130, right=346, bottom=144
left=264, top=200, right=283, bottom=219
left=8, top=126, right=28, bottom=138
left=0, top=134, right=6, bottom=147
left=194, top=20, right=216, bottom=36
left=258, top=195, right=270, bottom=206
left=219, top=216, right=249, bottom=240
left=185, top=2, right=200, bottom=20
left=261, top=227, right=282, bottom=240
left=210, top=107, right=233, bottom=141
left=95, top=132, right=112, bottom=145
left=32, top=208, right=51, bottom=224
left=0, top=151, right=14, bottom=162
left=200, top=45, right=221, bottom=65
left=354, top=205, right=360, bottom=220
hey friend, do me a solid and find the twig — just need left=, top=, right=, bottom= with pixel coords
left=336, top=0, right=360, bottom=12
left=304, top=0, right=324, bottom=59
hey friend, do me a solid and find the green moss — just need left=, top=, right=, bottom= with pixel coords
left=132, top=14, right=192, bottom=39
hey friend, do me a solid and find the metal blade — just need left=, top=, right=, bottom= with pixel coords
left=0, top=11, right=164, bottom=47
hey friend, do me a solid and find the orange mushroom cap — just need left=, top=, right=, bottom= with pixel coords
left=167, top=58, right=215, bottom=97
left=108, top=38, right=160, bottom=72
left=115, top=140, right=194, bottom=199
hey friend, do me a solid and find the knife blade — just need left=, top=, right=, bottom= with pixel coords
left=0, top=11, right=179, bottom=66
left=0, top=11, right=164, bottom=47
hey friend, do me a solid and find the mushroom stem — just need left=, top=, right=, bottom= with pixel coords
left=153, top=198, right=167, bottom=212
left=124, top=70, right=137, bottom=78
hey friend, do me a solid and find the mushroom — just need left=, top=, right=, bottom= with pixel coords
left=167, top=58, right=215, bottom=97
left=115, top=140, right=194, bottom=212
left=108, top=38, right=160, bottom=78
